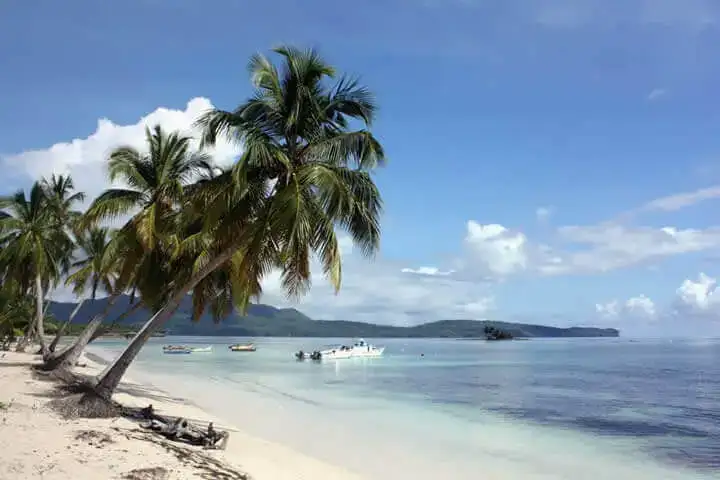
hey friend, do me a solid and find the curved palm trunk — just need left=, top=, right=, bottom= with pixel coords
left=48, top=298, right=86, bottom=354
left=35, top=299, right=55, bottom=355
left=15, top=322, right=34, bottom=352
left=34, top=274, right=47, bottom=355
left=92, top=248, right=235, bottom=400
left=89, top=301, right=144, bottom=343
left=45, top=295, right=119, bottom=371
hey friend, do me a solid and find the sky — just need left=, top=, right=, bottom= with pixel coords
left=2, top=0, right=720, bottom=335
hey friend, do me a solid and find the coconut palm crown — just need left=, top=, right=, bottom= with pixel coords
left=196, top=46, right=385, bottom=298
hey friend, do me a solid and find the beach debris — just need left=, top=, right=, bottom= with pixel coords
left=122, top=466, right=170, bottom=480
left=138, top=404, right=230, bottom=450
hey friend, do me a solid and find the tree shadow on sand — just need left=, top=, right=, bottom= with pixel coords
left=121, top=429, right=249, bottom=480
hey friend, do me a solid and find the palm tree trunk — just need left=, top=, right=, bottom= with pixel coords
left=34, top=274, right=47, bottom=355
left=44, top=295, right=119, bottom=371
left=15, top=321, right=34, bottom=352
left=35, top=297, right=55, bottom=355
left=92, top=248, right=236, bottom=401
left=89, top=301, right=144, bottom=343
left=48, top=298, right=86, bottom=354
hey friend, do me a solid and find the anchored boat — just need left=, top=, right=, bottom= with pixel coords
left=296, top=339, right=384, bottom=361
left=229, top=343, right=256, bottom=352
left=163, top=345, right=192, bottom=354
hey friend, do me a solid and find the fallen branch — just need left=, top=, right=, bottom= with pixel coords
left=137, top=404, right=229, bottom=450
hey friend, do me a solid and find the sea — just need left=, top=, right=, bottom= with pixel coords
left=88, top=337, right=720, bottom=480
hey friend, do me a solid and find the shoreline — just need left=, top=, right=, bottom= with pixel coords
left=0, top=350, right=366, bottom=480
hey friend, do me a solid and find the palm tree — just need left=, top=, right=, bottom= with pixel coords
left=83, top=124, right=211, bottom=250
left=41, top=174, right=86, bottom=237
left=83, top=46, right=385, bottom=408
left=43, top=227, right=121, bottom=370
left=0, top=183, right=74, bottom=354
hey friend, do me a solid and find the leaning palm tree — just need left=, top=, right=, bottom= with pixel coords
left=0, top=183, right=74, bottom=354
left=82, top=46, right=385, bottom=408
left=43, top=227, right=120, bottom=370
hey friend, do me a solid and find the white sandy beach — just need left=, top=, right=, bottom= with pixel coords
left=0, top=350, right=366, bottom=480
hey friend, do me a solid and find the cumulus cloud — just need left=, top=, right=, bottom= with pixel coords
left=676, top=273, right=720, bottom=311
left=594, top=274, right=720, bottom=326
left=1, top=98, right=238, bottom=206
left=464, top=222, right=529, bottom=276
left=596, top=294, right=656, bottom=318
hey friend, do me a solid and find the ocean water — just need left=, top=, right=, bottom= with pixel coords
left=89, top=337, right=720, bottom=480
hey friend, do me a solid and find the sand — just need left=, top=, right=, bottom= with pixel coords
left=0, top=350, right=366, bottom=480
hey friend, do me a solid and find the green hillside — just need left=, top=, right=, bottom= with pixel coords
left=48, top=295, right=619, bottom=338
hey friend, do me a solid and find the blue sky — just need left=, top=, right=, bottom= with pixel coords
left=2, top=0, right=720, bottom=334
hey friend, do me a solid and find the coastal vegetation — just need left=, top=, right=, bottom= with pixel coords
left=483, top=325, right=514, bottom=341
left=0, top=46, right=385, bottom=416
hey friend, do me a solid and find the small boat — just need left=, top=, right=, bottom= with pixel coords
left=295, top=350, right=322, bottom=361
left=163, top=345, right=192, bottom=354
left=298, top=339, right=385, bottom=361
left=324, top=339, right=384, bottom=359
left=229, top=343, right=256, bottom=352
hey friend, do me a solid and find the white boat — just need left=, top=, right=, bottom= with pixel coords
left=320, top=339, right=385, bottom=360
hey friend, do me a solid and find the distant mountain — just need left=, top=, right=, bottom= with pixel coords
left=47, top=295, right=619, bottom=338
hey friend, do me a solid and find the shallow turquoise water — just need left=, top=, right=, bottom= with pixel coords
left=89, top=337, right=720, bottom=480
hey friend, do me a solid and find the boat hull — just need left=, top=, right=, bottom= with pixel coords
left=319, top=346, right=385, bottom=360
left=229, top=344, right=256, bottom=352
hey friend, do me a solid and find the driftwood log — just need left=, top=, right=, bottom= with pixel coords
left=135, top=404, right=229, bottom=450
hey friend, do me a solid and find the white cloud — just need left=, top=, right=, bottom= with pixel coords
left=595, top=300, right=620, bottom=317
left=464, top=222, right=528, bottom=276
left=637, top=185, right=720, bottom=213
left=551, top=224, right=720, bottom=273
left=647, top=88, right=667, bottom=101
left=401, top=267, right=455, bottom=276
left=456, top=213, right=720, bottom=279
left=593, top=274, right=720, bottom=325
left=626, top=295, right=657, bottom=317
left=676, top=273, right=720, bottom=311
left=1, top=97, right=238, bottom=206
left=596, top=294, right=656, bottom=318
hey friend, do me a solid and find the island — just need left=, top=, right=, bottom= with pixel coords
left=45, top=295, right=620, bottom=339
